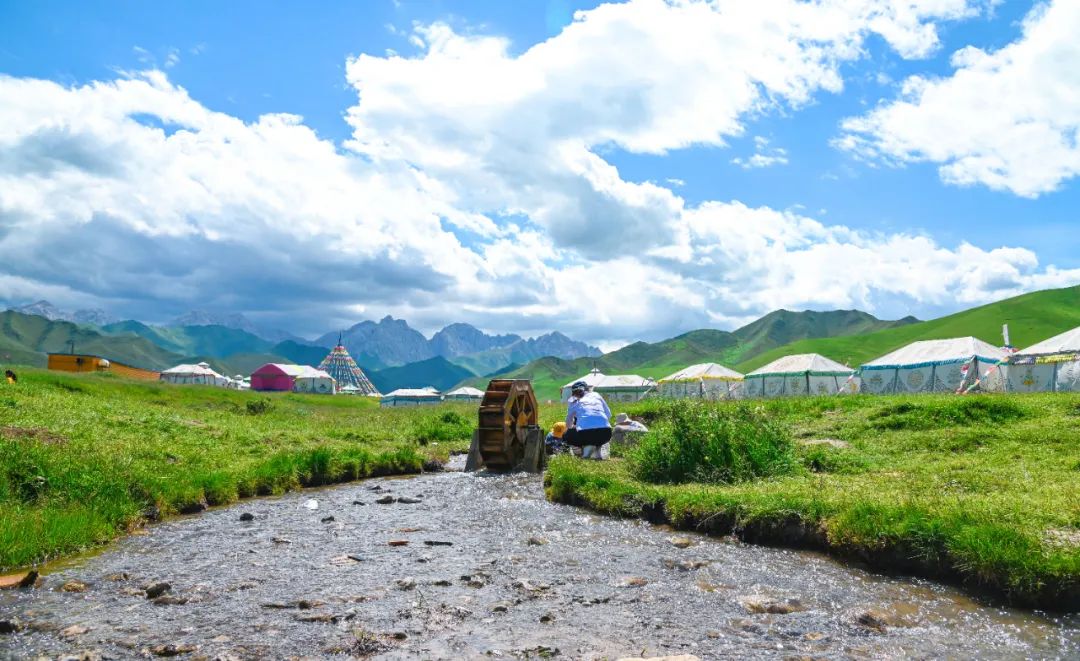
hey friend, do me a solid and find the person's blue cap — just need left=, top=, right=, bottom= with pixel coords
left=571, top=381, right=588, bottom=391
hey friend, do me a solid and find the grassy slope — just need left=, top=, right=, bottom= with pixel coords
left=0, top=369, right=474, bottom=569
left=738, top=285, right=1080, bottom=372
left=0, top=311, right=182, bottom=370
left=545, top=393, right=1080, bottom=609
left=101, top=321, right=274, bottom=358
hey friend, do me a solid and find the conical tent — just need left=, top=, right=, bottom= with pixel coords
left=1005, top=326, right=1080, bottom=393
left=318, top=339, right=379, bottom=395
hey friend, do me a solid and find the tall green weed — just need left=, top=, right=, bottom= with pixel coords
left=630, top=401, right=796, bottom=484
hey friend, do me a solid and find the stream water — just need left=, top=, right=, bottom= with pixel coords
left=2, top=462, right=1077, bottom=660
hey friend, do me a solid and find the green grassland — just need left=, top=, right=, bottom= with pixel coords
left=738, top=284, right=1080, bottom=372
left=0, top=369, right=474, bottom=570
left=545, top=393, right=1080, bottom=610
left=5, top=367, right=1079, bottom=610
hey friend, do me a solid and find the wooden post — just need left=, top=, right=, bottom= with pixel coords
left=520, top=426, right=545, bottom=474
left=464, top=429, right=484, bottom=472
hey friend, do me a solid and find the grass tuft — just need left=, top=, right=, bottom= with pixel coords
left=868, top=396, right=1024, bottom=431
left=630, top=401, right=796, bottom=484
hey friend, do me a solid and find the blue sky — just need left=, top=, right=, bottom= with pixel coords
left=0, top=0, right=1077, bottom=346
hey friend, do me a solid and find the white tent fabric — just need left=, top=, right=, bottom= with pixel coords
left=445, top=386, right=485, bottom=400
left=380, top=388, right=445, bottom=407
left=592, top=374, right=655, bottom=403
left=292, top=367, right=336, bottom=394
left=743, top=354, right=857, bottom=398
left=1005, top=326, right=1080, bottom=392
left=658, top=363, right=743, bottom=400
left=859, top=337, right=1008, bottom=394
left=160, top=362, right=228, bottom=387
left=559, top=368, right=607, bottom=402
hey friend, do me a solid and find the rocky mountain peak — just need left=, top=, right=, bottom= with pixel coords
left=430, top=323, right=521, bottom=358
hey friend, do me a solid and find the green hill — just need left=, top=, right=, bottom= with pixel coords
left=101, top=321, right=273, bottom=357
left=475, top=310, right=916, bottom=400
left=0, top=311, right=182, bottom=370
left=370, top=356, right=476, bottom=393
left=720, top=309, right=917, bottom=365
left=0, top=312, right=299, bottom=376
left=737, top=284, right=1080, bottom=372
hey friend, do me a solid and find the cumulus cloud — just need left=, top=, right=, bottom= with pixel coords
left=837, top=0, right=1080, bottom=197
left=1, top=0, right=1076, bottom=347
left=345, top=0, right=986, bottom=256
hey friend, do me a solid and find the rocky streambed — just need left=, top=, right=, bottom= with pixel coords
left=1, top=463, right=1077, bottom=660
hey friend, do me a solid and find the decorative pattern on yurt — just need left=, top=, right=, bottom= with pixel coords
left=859, top=337, right=1007, bottom=394
left=743, top=354, right=856, bottom=398
left=1005, top=326, right=1080, bottom=393
left=292, top=367, right=336, bottom=394
left=318, top=338, right=379, bottom=395
left=657, top=363, right=743, bottom=399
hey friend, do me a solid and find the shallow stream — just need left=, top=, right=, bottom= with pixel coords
left=2, top=461, right=1077, bottom=659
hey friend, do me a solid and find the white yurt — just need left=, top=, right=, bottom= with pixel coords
left=859, top=337, right=1008, bottom=394
left=380, top=388, right=445, bottom=407
left=292, top=367, right=337, bottom=394
left=1005, top=326, right=1080, bottom=393
left=657, top=363, right=744, bottom=400
left=592, top=374, right=656, bottom=403
left=445, top=386, right=485, bottom=401
left=559, top=368, right=608, bottom=402
left=160, top=362, right=228, bottom=387
left=743, top=354, right=857, bottom=398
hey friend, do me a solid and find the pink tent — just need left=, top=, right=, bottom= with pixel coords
left=250, top=363, right=305, bottom=392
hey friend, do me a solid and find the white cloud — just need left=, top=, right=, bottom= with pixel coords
left=344, top=0, right=987, bottom=258
left=837, top=0, right=1080, bottom=197
left=732, top=137, right=789, bottom=168
left=1, top=0, right=1076, bottom=347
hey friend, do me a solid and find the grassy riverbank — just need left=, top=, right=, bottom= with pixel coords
left=545, top=393, right=1080, bottom=610
left=0, top=369, right=474, bottom=570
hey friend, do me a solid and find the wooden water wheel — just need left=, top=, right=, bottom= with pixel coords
left=474, top=379, right=540, bottom=470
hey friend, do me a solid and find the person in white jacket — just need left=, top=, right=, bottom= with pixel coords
left=563, top=380, right=612, bottom=459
